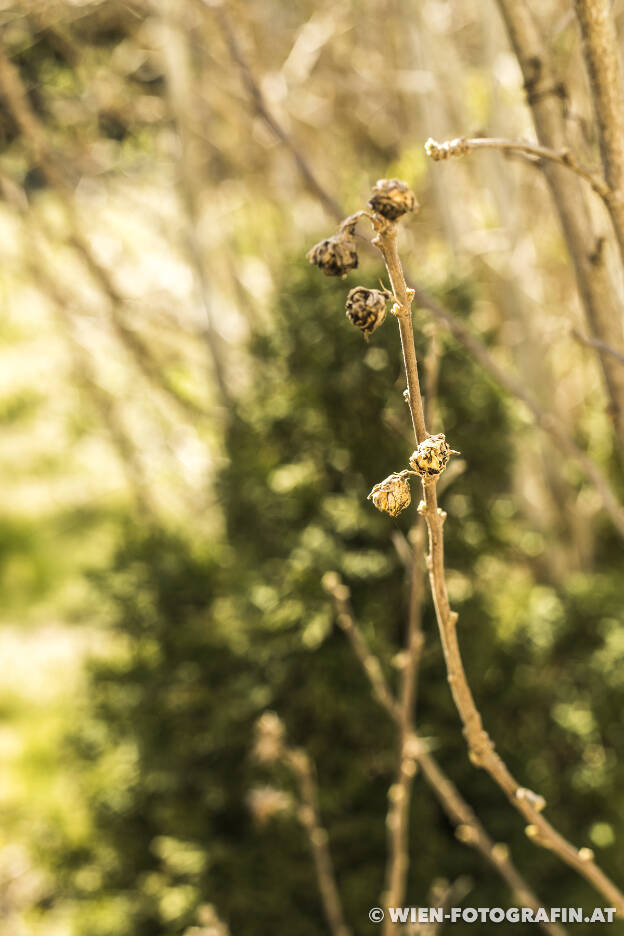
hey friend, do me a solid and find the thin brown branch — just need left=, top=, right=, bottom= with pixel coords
left=495, top=0, right=624, bottom=455
left=574, top=0, right=624, bottom=266
left=383, top=522, right=426, bottom=933
left=66, top=230, right=209, bottom=421
left=409, top=283, right=624, bottom=541
left=287, top=748, right=351, bottom=936
left=423, top=322, right=442, bottom=432
left=0, top=165, right=155, bottom=517
left=34, top=260, right=155, bottom=518
left=160, top=0, right=231, bottom=406
left=206, top=0, right=343, bottom=221
left=572, top=328, right=624, bottom=367
left=323, top=574, right=567, bottom=936
left=424, top=136, right=609, bottom=200
left=374, top=218, right=624, bottom=915
left=0, top=41, right=211, bottom=420
left=0, top=40, right=69, bottom=188
left=408, top=877, right=472, bottom=936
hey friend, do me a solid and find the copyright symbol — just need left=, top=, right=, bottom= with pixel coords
left=369, top=908, right=385, bottom=923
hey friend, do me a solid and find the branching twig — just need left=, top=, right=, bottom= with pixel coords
left=495, top=0, right=624, bottom=453
left=323, top=574, right=567, bottom=936
left=288, top=749, right=352, bottom=936
left=254, top=713, right=351, bottom=936
left=0, top=42, right=209, bottom=421
left=424, top=136, right=609, bottom=199
left=572, top=329, right=624, bottom=367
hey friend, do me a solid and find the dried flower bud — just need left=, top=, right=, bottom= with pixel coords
left=424, top=136, right=471, bottom=161
left=490, top=843, right=510, bottom=864
left=253, top=711, right=286, bottom=763
left=368, top=178, right=417, bottom=221
left=515, top=787, right=546, bottom=812
left=409, top=433, right=458, bottom=479
left=345, top=286, right=388, bottom=336
left=306, top=228, right=358, bottom=277
left=578, top=847, right=595, bottom=862
left=455, top=824, right=478, bottom=844
left=368, top=472, right=411, bottom=517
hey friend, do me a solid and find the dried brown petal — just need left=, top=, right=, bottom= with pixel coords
left=345, top=286, right=388, bottom=335
left=306, top=229, right=358, bottom=277
left=367, top=472, right=411, bottom=517
left=408, top=433, right=457, bottom=479
left=368, top=178, right=417, bottom=221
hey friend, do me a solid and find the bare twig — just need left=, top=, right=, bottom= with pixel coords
left=0, top=41, right=210, bottom=421
left=33, top=260, right=155, bottom=518
left=0, top=165, right=155, bottom=517
left=423, top=323, right=442, bottom=432
left=255, top=713, right=351, bottom=936
left=407, top=877, right=472, bottom=935
left=424, top=136, right=609, bottom=199
left=205, top=0, right=343, bottom=221
left=254, top=712, right=350, bottom=936
left=574, top=0, right=624, bottom=266
left=572, top=329, right=624, bottom=367
left=383, top=522, right=426, bottom=932
left=66, top=231, right=209, bottom=420
left=288, top=748, right=352, bottom=936
left=409, top=283, right=624, bottom=541
left=495, top=0, right=624, bottom=453
left=373, top=213, right=624, bottom=915
left=160, top=0, right=231, bottom=406
left=323, top=574, right=567, bottom=936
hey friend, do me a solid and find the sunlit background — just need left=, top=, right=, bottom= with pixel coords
left=0, top=0, right=623, bottom=933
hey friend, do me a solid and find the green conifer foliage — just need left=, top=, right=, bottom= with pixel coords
left=58, top=264, right=624, bottom=935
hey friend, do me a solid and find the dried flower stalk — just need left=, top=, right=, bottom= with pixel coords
left=212, top=8, right=624, bottom=910
left=366, top=200, right=624, bottom=915
left=214, top=4, right=624, bottom=538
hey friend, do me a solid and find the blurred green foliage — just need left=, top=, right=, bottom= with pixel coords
left=25, top=264, right=621, bottom=935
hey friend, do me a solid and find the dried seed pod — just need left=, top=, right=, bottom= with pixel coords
left=345, top=286, right=388, bottom=335
left=409, top=433, right=458, bottom=479
left=306, top=228, right=358, bottom=277
left=368, top=178, right=417, bottom=221
left=368, top=472, right=411, bottom=517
